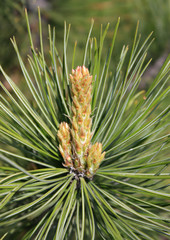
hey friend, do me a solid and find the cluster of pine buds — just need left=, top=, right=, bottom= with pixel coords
left=57, top=66, right=105, bottom=178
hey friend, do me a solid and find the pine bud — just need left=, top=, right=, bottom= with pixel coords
left=86, top=143, right=105, bottom=178
left=57, top=122, right=73, bottom=167
left=57, top=66, right=105, bottom=178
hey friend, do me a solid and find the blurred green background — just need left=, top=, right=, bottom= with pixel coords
left=0, top=1, right=169, bottom=239
left=0, top=0, right=169, bottom=144
left=0, top=0, right=169, bottom=86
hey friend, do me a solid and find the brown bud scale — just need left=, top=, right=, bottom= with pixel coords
left=57, top=66, right=105, bottom=178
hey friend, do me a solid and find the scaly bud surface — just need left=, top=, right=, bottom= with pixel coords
left=57, top=66, right=105, bottom=178
left=70, top=66, right=92, bottom=170
left=86, top=143, right=106, bottom=177
left=57, top=122, right=72, bottom=167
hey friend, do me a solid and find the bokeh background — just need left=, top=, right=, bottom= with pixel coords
left=0, top=1, right=169, bottom=239
left=0, top=0, right=170, bottom=165
left=0, top=0, right=169, bottom=88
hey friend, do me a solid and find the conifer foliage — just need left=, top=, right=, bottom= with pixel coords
left=0, top=9, right=169, bottom=240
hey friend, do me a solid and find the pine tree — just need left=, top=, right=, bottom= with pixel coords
left=0, top=9, right=169, bottom=240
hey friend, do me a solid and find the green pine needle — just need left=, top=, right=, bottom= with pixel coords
left=0, top=9, right=169, bottom=240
